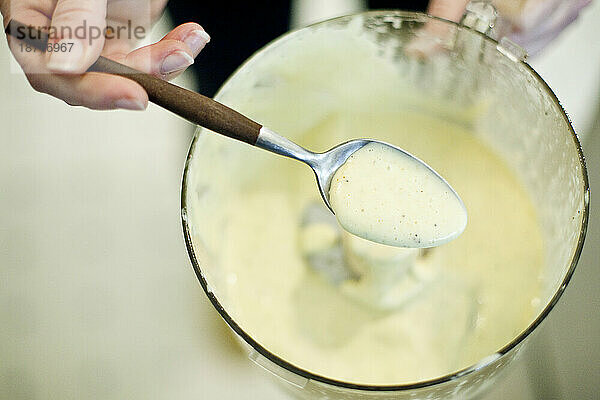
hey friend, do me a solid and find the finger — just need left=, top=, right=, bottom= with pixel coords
left=405, top=0, right=470, bottom=60
left=26, top=71, right=148, bottom=110
left=2, top=1, right=53, bottom=29
left=160, top=22, right=210, bottom=57
left=427, top=0, right=470, bottom=22
left=46, top=0, right=108, bottom=74
left=108, top=39, right=196, bottom=80
left=101, top=21, right=210, bottom=64
left=47, top=36, right=199, bottom=108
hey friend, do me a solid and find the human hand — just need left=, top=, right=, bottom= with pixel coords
left=426, top=0, right=592, bottom=55
left=1, top=0, right=210, bottom=110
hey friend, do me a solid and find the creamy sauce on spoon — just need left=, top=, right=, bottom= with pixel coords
left=329, top=142, right=467, bottom=247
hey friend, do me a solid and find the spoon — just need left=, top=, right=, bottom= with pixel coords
left=6, top=20, right=466, bottom=246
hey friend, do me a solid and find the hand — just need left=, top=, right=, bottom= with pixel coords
left=426, top=0, right=592, bottom=56
left=1, top=0, right=210, bottom=110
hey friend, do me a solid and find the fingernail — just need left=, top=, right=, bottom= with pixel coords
left=183, top=29, right=211, bottom=54
left=160, top=50, right=194, bottom=75
left=47, top=39, right=86, bottom=73
left=113, top=98, right=147, bottom=111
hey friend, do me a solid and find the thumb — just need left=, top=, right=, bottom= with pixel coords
left=46, top=0, right=108, bottom=73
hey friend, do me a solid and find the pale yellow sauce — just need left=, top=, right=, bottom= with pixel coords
left=212, top=118, right=542, bottom=385
left=329, top=142, right=467, bottom=247
left=187, top=22, right=544, bottom=385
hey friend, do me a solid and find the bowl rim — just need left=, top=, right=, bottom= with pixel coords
left=180, top=10, right=590, bottom=392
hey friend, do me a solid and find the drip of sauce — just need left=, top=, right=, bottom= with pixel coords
left=329, top=142, right=467, bottom=247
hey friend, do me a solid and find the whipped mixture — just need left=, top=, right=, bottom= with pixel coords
left=186, top=21, right=544, bottom=385
left=329, top=142, right=467, bottom=247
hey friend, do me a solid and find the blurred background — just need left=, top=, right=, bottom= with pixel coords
left=1, top=1, right=599, bottom=399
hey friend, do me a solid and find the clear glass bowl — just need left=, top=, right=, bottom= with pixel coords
left=181, top=11, right=589, bottom=399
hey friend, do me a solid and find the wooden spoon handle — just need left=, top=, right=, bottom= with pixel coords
left=5, top=20, right=262, bottom=145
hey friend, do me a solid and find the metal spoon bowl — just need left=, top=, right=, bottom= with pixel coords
left=256, top=129, right=462, bottom=219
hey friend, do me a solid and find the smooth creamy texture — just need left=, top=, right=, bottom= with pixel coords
left=329, top=142, right=467, bottom=247
left=187, top=23, right=544, bottom=385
